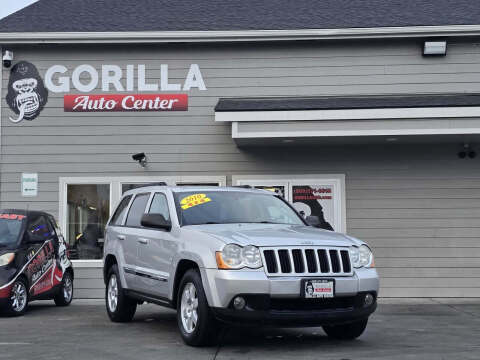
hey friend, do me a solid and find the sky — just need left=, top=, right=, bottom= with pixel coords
left=0, top=0, right=38, bottom=20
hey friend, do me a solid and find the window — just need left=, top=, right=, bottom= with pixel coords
left=66, top=184, right=110, bottom=260
left=110, top=195, right=132, bottom=226
left=27, top=215, right=52, bottom=240
left=149, top=193, right=170, bottom=220
left=60, top=176, right=226, bottom=261
left=233, top=175, right=346, bottom=233
left=173, top=191, right=304, bottom=226
left=125, top=193, right=150, bottom=227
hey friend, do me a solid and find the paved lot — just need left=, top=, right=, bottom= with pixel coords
left=0, top=299, right=479, bottom=360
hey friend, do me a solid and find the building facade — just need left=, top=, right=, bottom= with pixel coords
left=1, top=1, right=480, bottom=299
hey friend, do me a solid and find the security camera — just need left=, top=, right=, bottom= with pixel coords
left=2, top=50, right=13, bottom=68
left=132, top=152, right=147, bottom=167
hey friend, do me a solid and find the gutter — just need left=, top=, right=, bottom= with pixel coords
left=1, top=24, right=480, bottom=44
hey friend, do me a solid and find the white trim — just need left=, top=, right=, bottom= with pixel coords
left=72, top=260, right=103, bottom=268
left=234, top=126, right=480, bottom=139
left=216, top=107, right=480, bottom=123
left=232, top=174, right=346, bottom=233
left=2, top=24, right=480, bottom=44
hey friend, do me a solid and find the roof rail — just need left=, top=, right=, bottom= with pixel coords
left=233, top=185, right=254, bottom=189
left=135, top=182, right=167, bottom=188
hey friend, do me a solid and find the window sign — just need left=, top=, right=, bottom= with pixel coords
left=21, top=173, right=38, bottom=197
left=292, top=184, right=334, bottom=231
left=234, top=175, right=345, bottom=233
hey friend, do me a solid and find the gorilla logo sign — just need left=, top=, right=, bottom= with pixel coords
left=6, top=61, right=48, bottom=123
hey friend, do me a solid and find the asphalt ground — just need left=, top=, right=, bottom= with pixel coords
left=0, top=299, right=479, bottom=360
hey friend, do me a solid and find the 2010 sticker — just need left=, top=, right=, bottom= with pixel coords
left=180, top=193, right=211, bottom=210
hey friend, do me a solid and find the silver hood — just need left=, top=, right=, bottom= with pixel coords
left=184, top=223, right=362, bottom=248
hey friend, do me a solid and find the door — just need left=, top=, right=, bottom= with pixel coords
left=121, top=193, right=151, bottom=291
left=23, top=214, right=57, bottom=297
left=136, top=192, right=176, bottom=298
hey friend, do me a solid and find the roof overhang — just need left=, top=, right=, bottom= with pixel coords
left=2, top=24, right=480, bottom=44
left=215, top=94, right=480, bottom=146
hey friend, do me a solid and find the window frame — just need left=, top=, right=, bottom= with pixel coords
left=59, top=175, right=226, bottom=265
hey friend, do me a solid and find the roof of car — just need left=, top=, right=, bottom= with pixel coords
left=1, top=0, right=479, bottom=33
left=123, top=185, right=272, bottom=196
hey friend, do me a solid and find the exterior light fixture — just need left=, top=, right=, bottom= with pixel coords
left=423, top=41, right=447, bottom=56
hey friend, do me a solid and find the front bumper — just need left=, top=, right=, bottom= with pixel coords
left=211, top=292, right=377, bottom=326
left=201, top=267, right=379, bottom=308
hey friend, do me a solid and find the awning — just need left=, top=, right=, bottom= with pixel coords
left=215, top=94, right=480, bottom=145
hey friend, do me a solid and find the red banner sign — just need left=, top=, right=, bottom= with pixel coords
left=64, top=94, right=188, bottom=112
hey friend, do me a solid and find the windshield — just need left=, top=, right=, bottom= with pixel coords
left=174, top=191, right=305, bottom=226
left=0, top=215, right=25, bottom=247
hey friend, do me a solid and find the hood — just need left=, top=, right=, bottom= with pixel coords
left=184, top=223, right=362, bottom=247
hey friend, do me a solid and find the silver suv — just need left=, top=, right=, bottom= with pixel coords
left=103, top=185, right=379, bottom=346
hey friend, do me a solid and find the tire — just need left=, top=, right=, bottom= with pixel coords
left=177, top=269, right=218, bottom=347
left=105, top=264, right=137, bottom=322
left=4, top=278, right=28, bottom=316
left=323, top=318, right=368, bottom=340
left=54, top=271, right=74, bottom=306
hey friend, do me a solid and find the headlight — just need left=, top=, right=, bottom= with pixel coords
left=0, top=253, right=15, bottom=267
left=349, top=246, right=360, bottom=268
left=349, top=245, right=374, bottom=268
left=216, top=244, right=262, bottom=269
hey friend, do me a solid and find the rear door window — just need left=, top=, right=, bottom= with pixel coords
left=125, top=193, right=150, bottom=227
left=110, top=195, right=132, bottom=226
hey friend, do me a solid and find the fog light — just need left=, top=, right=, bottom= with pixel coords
left=364, top=293, right=374, bottom=307
left=233, top=296, right=246, bottom=310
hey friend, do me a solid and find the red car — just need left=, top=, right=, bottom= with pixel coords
left=0, top=210, right=74, bottom=316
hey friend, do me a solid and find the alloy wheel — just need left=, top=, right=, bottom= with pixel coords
left=108, top=274, right=118, bottom=313
left=63, top=275, right=73, bottom=302
left=11, top=281, right=27, bottom=313
left=180, top=282, right=199, bottom=334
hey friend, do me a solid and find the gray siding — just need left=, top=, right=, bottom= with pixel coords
left=2, top=39, right=480, bottom=298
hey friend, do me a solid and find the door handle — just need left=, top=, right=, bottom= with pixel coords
left=117, top=235, right=126, bottom=241
left=138, top=238, right=149, bottom=245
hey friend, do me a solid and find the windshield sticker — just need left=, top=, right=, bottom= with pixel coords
left=180, top=193, right=211, bottom=210
left=0, top=213, right=26, bottom=220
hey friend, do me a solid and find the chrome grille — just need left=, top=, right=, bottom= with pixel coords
left=261, top=246, right=353, bottom=277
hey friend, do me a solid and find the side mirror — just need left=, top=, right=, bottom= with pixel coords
left=305, top=215, right=320, bottom=227
left=141, top=213, right=171, bottom=231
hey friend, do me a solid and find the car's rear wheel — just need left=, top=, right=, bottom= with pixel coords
left=54, top=271, right=73, bottom=306
left=323, top=318, right=368, bottom=340
left=5, top=279, right=28, bottom=316
left=105, top=264, right=137, bottom=322
left=177, top=269, right=218, bottom=346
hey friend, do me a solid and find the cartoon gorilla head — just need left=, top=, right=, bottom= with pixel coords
left=6, top=61, right=48, bottom=122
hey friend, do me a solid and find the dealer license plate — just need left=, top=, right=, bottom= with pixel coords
left=303, top=279, right=334, bottom=298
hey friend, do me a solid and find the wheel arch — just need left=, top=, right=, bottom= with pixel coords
left=103, top=254, right=118, bottom=285
left=172, top=259, right=200, bottom=309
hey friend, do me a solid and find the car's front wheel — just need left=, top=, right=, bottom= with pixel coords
left=5, top=278, right=28, bottom=316
left=105, top=264, right=137, bottom=322
left=54, top=271, right=74, bottom=306
left=177, top=269, right=218, bottom=346
left=323, top=318, right=368, bottom=340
